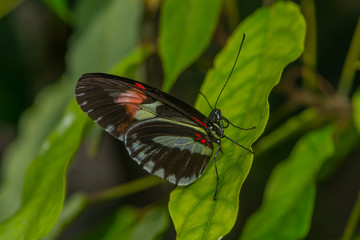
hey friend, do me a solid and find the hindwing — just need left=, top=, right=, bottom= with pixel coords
left=124, top=118, right=213, bottom=185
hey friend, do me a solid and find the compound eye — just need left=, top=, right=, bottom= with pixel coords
left=209, top=111, right=217, bottom=122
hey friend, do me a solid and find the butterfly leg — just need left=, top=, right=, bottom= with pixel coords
left=213, top=140, right=221, bottom=201
left=224, top=135, right=254, bottom=154
left=222, top=116, right=256, bottom=130
left=219, top=147, right=223, bottom=154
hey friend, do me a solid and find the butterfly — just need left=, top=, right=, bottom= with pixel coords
left=75, top=34, right=253, bottom=200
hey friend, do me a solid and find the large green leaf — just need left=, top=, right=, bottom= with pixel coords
left=240, top=125, right=335, bottom=240
left=159, top=0, right=222, bottom=92
left=67, top=0, right=143, bottom=80
left=42, top=44, right=153, bottom=240
left=0, top=0, right=143, bottom=228
left=0, top=80, right=72, bottom=222
left=42, top=193, right=88, bottom=240
left=169, top=2, right=306, bottom=239
left=0, top=100, right=91, bottom=239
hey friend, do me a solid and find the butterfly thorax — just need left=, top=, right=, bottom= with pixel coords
left=207, top=109, right=225, bottom=140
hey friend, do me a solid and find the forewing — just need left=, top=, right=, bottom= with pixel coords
left=76, top=76, right=147, bottom=139
left=75, top=73, right=206, bottom=140
left=124, top=118, right=214, bottom=185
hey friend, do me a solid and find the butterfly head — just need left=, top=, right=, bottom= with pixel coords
left=209, top=108, right=221, bottom=123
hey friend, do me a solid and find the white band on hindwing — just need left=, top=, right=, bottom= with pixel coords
left=152, top=136, right=212, bottom=156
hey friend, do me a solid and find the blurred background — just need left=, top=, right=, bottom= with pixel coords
left=0, top=0, right=359, bottom=239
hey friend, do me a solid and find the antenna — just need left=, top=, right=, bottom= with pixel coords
left=197, top=90, right=214, bottom=110
left=214, top=33, right=246, bottom=109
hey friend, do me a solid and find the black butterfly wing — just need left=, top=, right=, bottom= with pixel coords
left=75, top=73, right=209, bottom=138
left=125, top=118, right=213, bottom=185
left=76, top=73, right=152, bottom=140
left=75, top=73, right=214, bottom=185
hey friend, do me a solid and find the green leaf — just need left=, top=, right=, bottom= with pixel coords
left=111, top=44, right=154, bottom=79
left=318, top=125, right=359, bottom=180
left=41, top=43, right=153, bottom=239
left=169, top=2, right=306, bottom=239
left=102, top=206, right=170, bottom=240
left=159, top=0, right=222, bottom=92
left=0, top=100, right=91, bottom=239
left=353, top=87, right=360, bottom=133
left=42, top=0, right=74, bottom=24
left=102, top=206, right=139, bottom=240
left=0, top=0, right=144, bottom=226
left=240, top=125, right=335, bottom=240
left=43, top=193, right=89, bottom=240
left=0, top=80, right=72, bottom=222
left=338, top=16, right=360, bottom=96
left=128, top=206, right=170, bottom=240
left=67, top=0, right=144, bottom=80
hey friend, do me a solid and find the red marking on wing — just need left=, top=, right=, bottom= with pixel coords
left=134, top=82, right=146, bottom=90
left=115, top=90, right=146, bottom=116
left=195, top=133, right=210, bottom=147
left=193, top=117, right=207, bottom=128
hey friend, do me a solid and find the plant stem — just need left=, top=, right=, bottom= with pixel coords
left=254, top=108, right=320, bottom=155
left=341, top=190, right=360, bottom=240
left=301, top=0, right=318, bottom=89
left=224, top=0, right=240, bottom=31
left=88, top=175, right=164, bottom=204
left=338, top=17, right=360, bottom=96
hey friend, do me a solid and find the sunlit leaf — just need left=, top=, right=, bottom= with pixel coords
left=0, top=100, right=91, bottom=239
left=169, top=2, right=306, bottom=239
